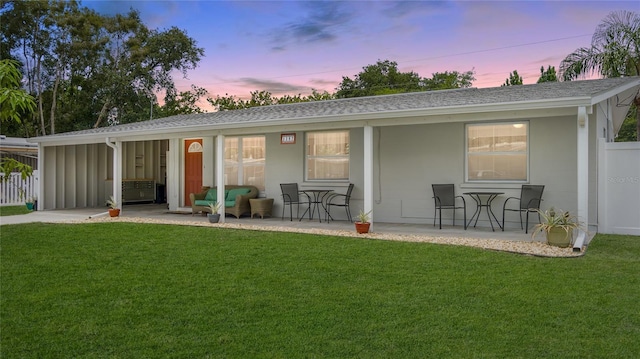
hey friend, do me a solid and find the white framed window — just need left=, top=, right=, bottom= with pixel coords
left=305, top=130, right=350, bottom=181
left=466, top=122, right=528, bottom=182
left=225, top=136, right=265, bottom=190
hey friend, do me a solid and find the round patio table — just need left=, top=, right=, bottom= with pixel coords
left=464, top=192, right=504, bottom=231
left=299, top=189, right=333, bottom=223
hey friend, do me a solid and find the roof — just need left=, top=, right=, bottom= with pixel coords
left=32, top=77, right=640, bottom=143
left=0, top=135, right=38, bottom=153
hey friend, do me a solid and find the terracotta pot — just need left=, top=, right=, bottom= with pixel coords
left=355, top=222, right=370, bottom=234
left=546, top=227, right=572, bottom=248
left=108, top=208, right=121, bottom=217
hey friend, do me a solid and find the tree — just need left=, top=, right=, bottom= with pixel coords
left=1, top=0, right=204, bottom=135
left=336, top=59, right=475, bottom=98
left=502, top=70, right=523, bottom=86
left=157, top=85, right=208, bottom=117
left=336, top=60, right=424, bottom=98
left=560, top=10, right=640, bottom=141
left=208, top=89, right=334, bottom=111
left=0, top=59, right=36, bottom=125
left=537, top=66, right=558, bottom=83
left=423, top=70, right=475, bottom=90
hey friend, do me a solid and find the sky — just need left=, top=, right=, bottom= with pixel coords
left=84, top=0, right=639, bottom=110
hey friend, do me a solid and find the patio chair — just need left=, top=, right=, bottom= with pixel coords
left=325, top=183, right=355, bottom=222
left=432, top=184, right=467, bottom=230
left=501, top=185, right=545, bottom=233
left=280, top=183, right=309, bottom=221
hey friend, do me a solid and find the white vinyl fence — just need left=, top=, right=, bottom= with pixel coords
left=0, top=170, right=39, bottom=206
left=597, top=140, right=640, bottom=235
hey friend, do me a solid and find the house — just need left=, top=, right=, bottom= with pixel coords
left=0, top=135, right=39, bottom=170
left=30, top=77, right=640, bottom=235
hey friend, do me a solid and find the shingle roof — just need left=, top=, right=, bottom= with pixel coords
left=37, top=77, right=640, bottom=140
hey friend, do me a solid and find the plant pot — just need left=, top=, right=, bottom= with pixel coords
left=25, top=202, right=34, bottom=211
left=355, top=222, right=370, bottom=234
left=108, top=208, right=121, bottom=217
left=546, top=227, right=572, bottom=248
left=207, top=213, right=221, bottom=223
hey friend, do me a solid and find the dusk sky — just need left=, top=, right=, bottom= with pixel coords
left=85, top=1, right=639, bottom=110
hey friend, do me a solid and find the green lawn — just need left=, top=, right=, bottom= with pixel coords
left=0, top=205, right=31, bottom=216
left=1, top=223, right=638, bottom=358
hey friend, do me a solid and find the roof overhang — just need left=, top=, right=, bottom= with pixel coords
left=30, top=96, right=594, bottom=146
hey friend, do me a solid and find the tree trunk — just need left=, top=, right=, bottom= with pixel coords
left=49, top=67, right=60, bottom=135
left=93, top=100, right=110, bottom=128
left=36, top=57, right=46, bottom=135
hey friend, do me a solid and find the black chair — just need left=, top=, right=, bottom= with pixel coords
left=280, top=183, right=309, bottom=221
left=325, top=183, right=355, bottom=222
left=502, top=185, right=545, bottom=233
left=432, top=184, right=466, bottom=229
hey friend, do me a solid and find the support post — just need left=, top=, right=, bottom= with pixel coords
left=105, top=138, right=122, bottom=211
left=364, top=125, right=374, bottom=231
left=216, top=134, right=226, bottom=222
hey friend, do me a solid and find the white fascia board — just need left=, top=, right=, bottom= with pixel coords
left=590, top=80, right=640, bottom=105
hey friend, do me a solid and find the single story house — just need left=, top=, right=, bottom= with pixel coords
left=30, top=77, right=640, bottom=236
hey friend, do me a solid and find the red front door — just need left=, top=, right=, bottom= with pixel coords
left=184, top=139, right=203, bottom=207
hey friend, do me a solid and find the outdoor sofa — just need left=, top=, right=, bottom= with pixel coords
left=190, top=185, right=259, bottom=218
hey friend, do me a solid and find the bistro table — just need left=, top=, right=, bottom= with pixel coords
left=300, top=189, right=333, bottom=223
left=464, top=192, right=504, bottom=231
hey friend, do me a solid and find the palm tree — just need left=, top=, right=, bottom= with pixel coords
left=560, top=10, right=640, bottom=140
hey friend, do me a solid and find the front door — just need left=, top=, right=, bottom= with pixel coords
left=184, top=139, right=203, bottom=207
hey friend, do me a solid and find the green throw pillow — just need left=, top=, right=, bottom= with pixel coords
left=205, top=189, right=217, bottom=201
left=226, top=188, right=251, bottom=201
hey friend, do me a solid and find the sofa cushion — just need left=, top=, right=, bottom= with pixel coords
left=205, top=189, right=217, bottom=201
left=226, top=188, right=251, bottom=201
left=224, top=200, right=236, bottom=207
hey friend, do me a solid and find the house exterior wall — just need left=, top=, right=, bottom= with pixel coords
left=367, top=116, right=579, bottom=228
left=264, top=130, right=364, bottom=220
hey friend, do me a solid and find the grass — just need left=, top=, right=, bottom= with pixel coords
left=1, top=223, right=639, bottom=358
left=0, top=205, right=31, bottom=216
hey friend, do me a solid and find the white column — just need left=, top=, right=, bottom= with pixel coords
left=576, top=106, right=589, bottom=239
left=37, top=143, right=44, bottom=210
left=364, top=125, right=374, bottom=230
left=106, top=139, right=123, bottom=211
left=216, top=134, right=226, bottom=222
left=166, top=138, right=180, bottom=212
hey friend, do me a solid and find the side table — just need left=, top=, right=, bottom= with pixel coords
left=250, top=198, right=274, bottom=219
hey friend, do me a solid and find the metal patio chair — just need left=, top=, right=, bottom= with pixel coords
left=432, top=184, right=467, bottom=230
left=501, top=185, right=545, bottom=233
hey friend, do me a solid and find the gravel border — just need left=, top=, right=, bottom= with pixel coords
left=82, top=216, right=584, bottom=258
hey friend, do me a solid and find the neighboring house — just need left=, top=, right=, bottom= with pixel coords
left=0, top=135, right=39, bottom=169
left=0, top=136, right=40, bottom=205
left=30, top=77, right=640, bottom=234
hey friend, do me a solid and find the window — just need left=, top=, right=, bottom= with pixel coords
left=466, top=122, right=528, bottom=181
left=306, top=130, right=349, bottom=181
left=225, top=136, right=265, bottom=190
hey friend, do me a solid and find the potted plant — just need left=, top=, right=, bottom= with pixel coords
left=207, top=201, right=222, bottom=223
left=532, top=207, right=584, bottom=248
left=106, top=196, right=120, bottom=217
left=25, top=196, right=35, bottom=211
left=355, top=210, right=372, bottom=234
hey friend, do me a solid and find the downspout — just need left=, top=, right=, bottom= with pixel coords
left=105, top=137, right=122, bottom=212
left=574, top=107, right=589, bottom=252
